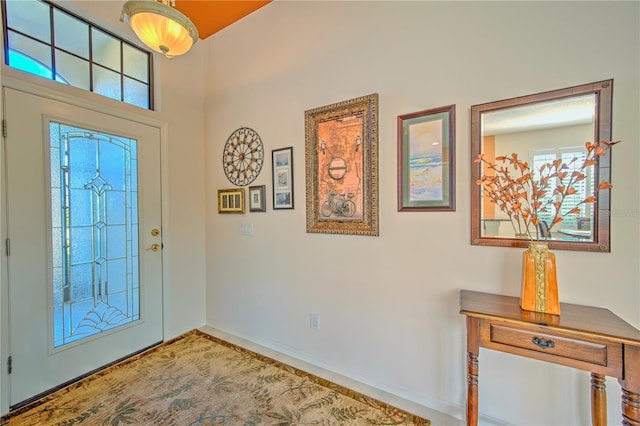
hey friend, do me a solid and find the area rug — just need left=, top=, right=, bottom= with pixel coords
left=1, top=330, right=430, bottom=425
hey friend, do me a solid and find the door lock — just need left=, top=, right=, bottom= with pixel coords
left=151, top=228, right=160, bottom=237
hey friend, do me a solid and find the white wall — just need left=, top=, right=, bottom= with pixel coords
left=204, top=1, right=639, bottom=425
left=494, top=124, right=593, bottom=162
left=62, top=0, right=208, bottom=339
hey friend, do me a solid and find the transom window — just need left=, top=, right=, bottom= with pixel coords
left=2, top=0, right=153, bottom=109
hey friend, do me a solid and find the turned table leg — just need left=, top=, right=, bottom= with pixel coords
left=467, top=351, right=479, bottom=426
left=591, top=373, right=606, bottom=426
left=621, top=345, right=640, bottom=426
left=622, top=388, right=640, bottom=426
left=466, top=317, right=480, bottom=426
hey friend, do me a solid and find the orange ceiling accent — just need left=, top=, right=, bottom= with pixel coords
left=173, top=1, right=272, bottom=40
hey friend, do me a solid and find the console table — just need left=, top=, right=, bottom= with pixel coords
left=460, top=290, right=640, bottom=426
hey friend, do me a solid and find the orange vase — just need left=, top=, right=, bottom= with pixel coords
left=520, top=242, right=560, bottom=315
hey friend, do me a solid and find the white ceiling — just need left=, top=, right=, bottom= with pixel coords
left=482, top=94, right=596, bottom=135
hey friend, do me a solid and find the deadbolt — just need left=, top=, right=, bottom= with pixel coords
left=151, top=228, right=160, bottom=236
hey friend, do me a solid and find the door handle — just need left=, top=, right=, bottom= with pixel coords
left=148, top=243, right=161, bottom=252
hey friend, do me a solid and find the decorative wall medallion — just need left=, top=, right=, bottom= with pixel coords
left=328, top=157, right=347, bottom=180
left=223, top=127, right=264, bottom=186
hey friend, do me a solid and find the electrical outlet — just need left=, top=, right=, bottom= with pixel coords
left=310, top=313, right=320, bottom=331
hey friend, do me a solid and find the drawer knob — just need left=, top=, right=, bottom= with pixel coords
left=532, top=336, right=555, bottom=349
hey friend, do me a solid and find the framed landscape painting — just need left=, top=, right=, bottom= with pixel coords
left=397, top=104, right=456, bottom=212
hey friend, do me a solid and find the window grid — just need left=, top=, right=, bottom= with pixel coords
left=2, top=0, right=153, bottom=110
left=532, top=148, right=594, bottom=229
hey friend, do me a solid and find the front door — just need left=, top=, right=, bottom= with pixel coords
left=4, top=87, right=163, bottom=407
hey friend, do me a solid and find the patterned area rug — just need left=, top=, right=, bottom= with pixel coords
left=1, top=330, right=430, bottom=425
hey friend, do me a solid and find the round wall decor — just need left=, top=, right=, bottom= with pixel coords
left=222, top=127, right=264, bottom=186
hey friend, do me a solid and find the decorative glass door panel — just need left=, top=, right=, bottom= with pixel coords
left=4, top=87, right=163, bottom=408
left=49, top=124, right=139, bottom=347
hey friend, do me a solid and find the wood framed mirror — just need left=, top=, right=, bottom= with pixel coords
left=470, top=80, right=613, bottom=252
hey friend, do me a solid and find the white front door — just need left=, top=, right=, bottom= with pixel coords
left=4, top=87, right=163, bottom=407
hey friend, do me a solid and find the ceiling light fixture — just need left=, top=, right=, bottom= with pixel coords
left=121, top=0, right=198, bottom=59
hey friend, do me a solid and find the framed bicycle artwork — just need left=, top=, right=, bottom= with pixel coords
left=272, top=147, right=294, bottom=210
left=304, top=93, right=379, bottom=236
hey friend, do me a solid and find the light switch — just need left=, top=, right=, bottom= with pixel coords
left=239, top=223, right=253, bottom=236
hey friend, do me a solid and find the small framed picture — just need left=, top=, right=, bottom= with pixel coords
left=272, top=147, right=294, bottom=210
left=218, top=188, right=245, bottom=214
left=249, top=185, right=266, bottom=212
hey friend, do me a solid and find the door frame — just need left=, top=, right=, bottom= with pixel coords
left=0, top=75, right=170, bottom=415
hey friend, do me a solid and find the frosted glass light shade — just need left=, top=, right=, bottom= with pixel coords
left=121, top=0, right=198, bottom=59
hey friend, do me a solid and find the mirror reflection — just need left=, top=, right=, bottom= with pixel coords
left=470, top=80, right=613, bottom=252
left=481, top=94, right=596, bottom=241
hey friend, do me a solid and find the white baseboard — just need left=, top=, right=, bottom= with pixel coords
left=199, top=324, right=511, bottom=425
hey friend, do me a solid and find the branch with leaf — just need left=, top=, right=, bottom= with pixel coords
left=475, top=141, right=619, bottom=241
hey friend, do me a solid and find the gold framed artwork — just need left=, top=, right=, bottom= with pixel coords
left=249, top=185, right=266, bottom=212
left=218, top=188, right=245, bottom=214
left=304, top=93, right=379, bottom=236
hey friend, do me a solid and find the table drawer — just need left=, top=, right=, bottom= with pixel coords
left=488, top=324, right=611, bottom=366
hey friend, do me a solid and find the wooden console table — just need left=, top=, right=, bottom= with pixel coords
left=460, top=290, right=640, bottom=426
